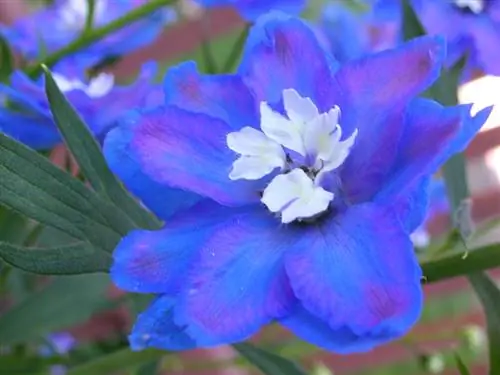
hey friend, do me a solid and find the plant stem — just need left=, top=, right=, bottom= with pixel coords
left=84, top=0, right=96, bottom=33
left=25, top=0, right=176, bottom=77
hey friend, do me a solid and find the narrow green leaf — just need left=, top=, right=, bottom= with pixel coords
left=402, top=0, right=425, bottom=41
left=453, top=352, right=472, bottom=375
left=200, top=39, right=218, bottom=74
left=66, top=348, right=165, bottom=375
left=84, top=0, right=96, bottom=32
left=221, top=25, right=250, bottom=73
left=0, top=354, right=65, bottom=374
left=0, top=274, right=109, bottom=345
left=233, top=343, right=307, bottom=375
left=468, top=273, right=500, bottom=375
left=421, top=244, right=500, bottom=283
left=0, top=36, right=14, bottom=83
left=43, top=67, right=160, bottom=231
left=0, top=132, right=133, bottom=252
left=0, top=241, right=111, bottom=275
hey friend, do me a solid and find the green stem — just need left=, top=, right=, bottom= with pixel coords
left=84, top=0, right=96, bottom=33
left=221, top=24, right=250, bottom=73
left=25, top=0, right=176, bottom=77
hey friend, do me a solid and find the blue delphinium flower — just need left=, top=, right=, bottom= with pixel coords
left=319, top=0, right=400, bottom=62
left=0, top=0, right=174, bottom=63
left=105, top=12, right=491, bottom=353
left=410, top=0, right=500, bottom=76
left=410, top=178, right=449, bottom=248
left=39, top=332, right=76, bottom=375
left=0, top=61, right=162, bottom=150
left=194, top=0, right=306, bottom=21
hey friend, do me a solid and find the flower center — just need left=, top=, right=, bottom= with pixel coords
left=59, top=0, right=107, bottom=30
left=52, top=72, right=114, bottom=98
left=227, top=89, right=357, bottom=224
left=454, top=0, right=484, bottom=14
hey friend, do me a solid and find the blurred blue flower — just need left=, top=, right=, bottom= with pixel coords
left=0, top=0, right=175, bottom=63
left=318, top=0, right=400, bottom=62
left=411, top=0, right=500, bottom=76
left=194, top=0, right=306, bottom=21
left=39, top=332, right=76, bottom=375
left=105, top=12, right=491, bottom=353
left=0, top=61, right=162, bottom=150
left=410, top=178, right=449, bottom=248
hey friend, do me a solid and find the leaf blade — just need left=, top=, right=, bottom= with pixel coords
left=0, top=241, right=111, bottom=275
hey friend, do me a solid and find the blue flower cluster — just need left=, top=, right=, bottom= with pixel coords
left=0, top=0, right=495, bottom=356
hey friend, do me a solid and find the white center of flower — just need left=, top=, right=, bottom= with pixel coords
left=227, top=89, right=357, bottom=224
left=454, top=0, right=484, bottom=13
left=53, top=72, right=114, bottom=98
left=59, top=0, right=107, bottom=30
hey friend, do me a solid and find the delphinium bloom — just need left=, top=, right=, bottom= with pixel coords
left=410, top=0, right=500, bottom=76
left=0, top=0, right=175, bottom=63
left=194, top=0, right=306, bottom=21
left=106, top=12, right=491, bottom=353
left=410, top=179, right=449, bottom=248
left=319, top=0, right=399, bottom=62
left=0, top=61, right=161, bottom=150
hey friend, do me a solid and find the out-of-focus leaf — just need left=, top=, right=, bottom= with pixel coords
left=420, top=244, right=500, bottom=283
left=0, top=132, right=131, bottom=252
left=468, top=273, right=500, bottom=375
left=0, top=354, right=65, bottom=374
left=233, top=343, right=308, bottom=375
left=453, top=352, right=472, bottom=375
left=66, top=348, right=165, bottom=375
left=0, top=36, right=13, bottom=83
left=0, top=274, right=109, bottom=345
left=221, top=25, right=250, bottom=73
left=0, top=241, right=111, bottom=275
left=43, top=67, right=160, bottom=231
left=135, top=360, right=160, bottom=375
left=402, top=0, right=425, bottom=41
left=0, top=207, right=27, bottom=243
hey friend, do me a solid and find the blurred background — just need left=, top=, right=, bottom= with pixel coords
left=1, top=0, right=500, bottom=374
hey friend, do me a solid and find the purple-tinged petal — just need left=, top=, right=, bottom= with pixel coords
left=238, top=12, right=338, bottom=111
left=336, top=36, right=446, bottom=203
left=281, top=305, right=404, bottom=353
left=129, top=295, right=196, bottom=351
left=111, top=201, right=231, bottom=294
left=172, top=204, right=296, bottom=346
left=467, top=17, right=500, bottom=76
left=284, top=203, right=422, bottom=350
left=376, top=99, right=492, bottom=202
left=103, top=106, right=263, bottom=206
left=163, top=61, right=258, bottom=129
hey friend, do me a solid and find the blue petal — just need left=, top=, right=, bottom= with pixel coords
left=283, top=203, right=422, bottom=352
left=195, top=0, right=305, bottom=21
left=111, top=201, right=225, bottom=294
left=172, top=203, right=295, bottom=346
left=103, top=106, right=263, bottom=207
left=238, top=12, right=339, bottom=111
left=129, top=295, right=196, bottom=351
left=376, top=99, right=492, bottom=201
left=336, top=36, right=446, bottom=203
left=163, top=61, right=258, bottom=129
left=0, top=111, right=59, bottom=150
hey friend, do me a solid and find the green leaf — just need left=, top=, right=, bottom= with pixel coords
left=402, top=0, right=425, bottom=41
left=421, top=244, right=500, bottom=283
left=0, top=274, right=109, bottom=345
left=43, top=67, right=160, bottom=231
left=66, top=348, right=165, bottom=375
left=453, top=352, right=472, bottom=375
left=468, top=273, right=500, bottom=375
left=221, top=25, right=250, bottom=73
left=0, top=354, right=65, bottom=374
left=0, top=241, right=111, bottom=275
left=233, top=343, right=308, bottom=375
left=0, top=36, right=13, bottom=83
left=0, top=132, right=132, bottom=252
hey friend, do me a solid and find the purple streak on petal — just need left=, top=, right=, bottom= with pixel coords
left=336, top=36, right=446, bottom=203
left=238, top=12, right=338, bottom=112
left=104, top=106, right=263, bottom=206
left=111, top=201, right=231, bottom=294
left=172, top=205, right=296, bottom=346
left=285, top=203, right=422, bottom=342
left=163, top=61, right=258, bottom=129
left=129, top=295, right=197, bottom=351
